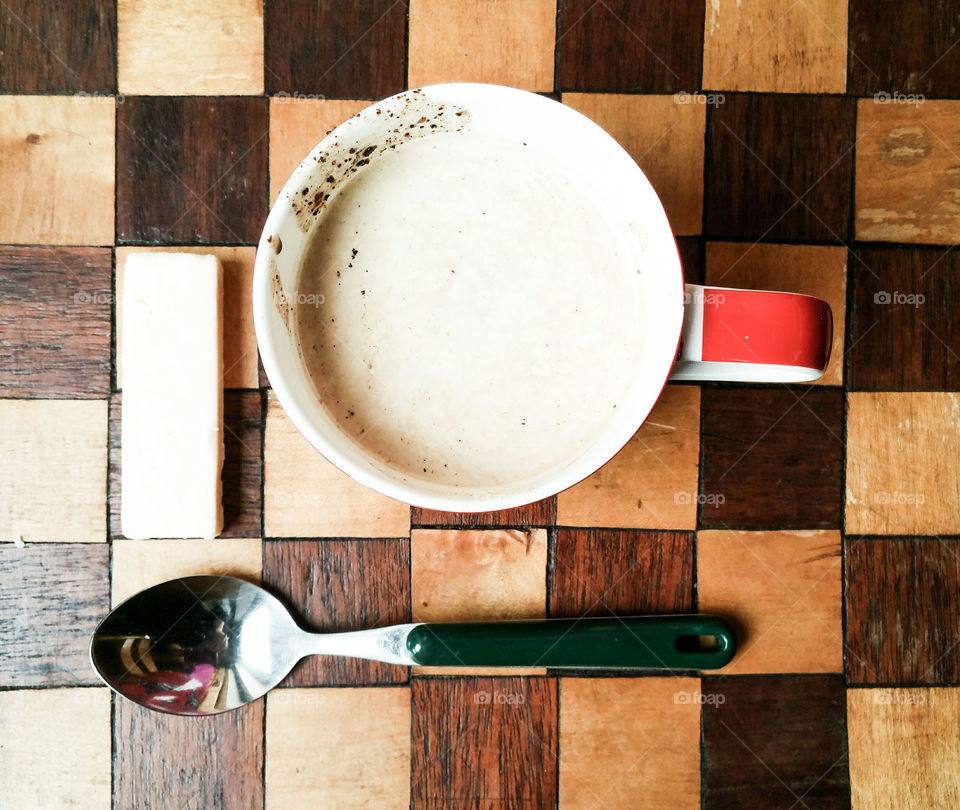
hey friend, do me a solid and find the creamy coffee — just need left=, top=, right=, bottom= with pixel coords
left=294, top=131, right=643, bottom=488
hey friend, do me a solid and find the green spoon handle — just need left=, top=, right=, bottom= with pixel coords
left=404, top=614, right=736, bottom=670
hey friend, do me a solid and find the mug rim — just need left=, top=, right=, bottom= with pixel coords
left=253, top=82, right=684, bottom=512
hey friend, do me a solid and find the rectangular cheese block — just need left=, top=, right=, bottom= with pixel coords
left=121, top=252, right=223, bottom=539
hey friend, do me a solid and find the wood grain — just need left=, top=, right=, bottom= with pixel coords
left=262, top=538, right=410, bottom=685
left=264, top=0, right=406, bottom=98
left=222, top=390, right=263, bottom=537
left=848, top=687, right=960, bottom=808
left=116, top=96, right=268, bottom=244
left=0, top=543, right=109, bottom=686
left=846, top=537, right=960, bottom=684
left=677, top=237, right=703, bottom=284
left=408, top=0, right=555, bottom=91
left=556, top=385, right=701, bottom=529
left=700, top=387, right=844, bottom=529
left=848, top=0, right=960, bottom=96
left=0, top=399, right=107, bottom=542
left=855, top=101, right=960, bottom=244
left=263, top=391, right=410, bottom=537
left=411, top=497, right=556, bottom=529
left=705, top=242, right=847, bottom=386
left=0, top=246, right=111, bottom=397
left=111, top=537, right=262, bottom=605
left=411, top=529, right=547, bottom=675
left=0, top=688, right=111, bottom=809
left=118, top=0, right=263, bottom=94
left=0, top=95, right=114, bottom=245
left=703, top=0, right=847, bottom=92
left=848, top=247, right=960, bottom=390
left=559, top=677, right=701, bottom=809
left=0, top=0, right=115, bottom=93
left=550, top=529, right=694, bottom=617
left=114, top=697, right=264, bottom=809
left=706, top=94, right=855, bottom=241
left=411, top=677, right=557, bottom=809
left=701, top=674, right=849, bottom=809
left=558, top=0, right=704, bottom=92
left=266, top=687, right=410, bottom=809
left=846, top=393, right=960, bottom=535
left=115, top=246, right=260, bottom=389
left=698, top=530, right=843, bottom=674
left=562, top=93, right=705, bottom=235
left=268, top=98, right=370, bottom=203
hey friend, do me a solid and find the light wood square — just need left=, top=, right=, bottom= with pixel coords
left=269, top=98, right=370, bottom=203
left=118, top=0, right=263, bottom=94
left=115, top=246, right=258, bottom=389
left=848, top=687, right=960, bottom=809
left=408, top=0, right=556, bottom=91
left=562, top=93, right=705, bottom=235
left=698, top=530, right=843, bottom=674
left=411, top=528, right=547, bottom=675
left=264, top=391, right=410, bottom=537
left=560, top=677, right=701, bottom=810
left=703, top=0, right=847, bottom=92
left=266, top=687, right=410, bottom=810
left=0, top=96, right=114, bottom=245
left=111, top=537, right=262, bottom=605
left=705, top=241, right=847, bottom=385
left=855, top=99, right=960, bottom=244
left=847, top=393, right=960, bottom=535
left=556, top=385, right=700, bottom=530
left=0, top=688, right=111, bottom=809
left=0, top=399, right=107, bottom=542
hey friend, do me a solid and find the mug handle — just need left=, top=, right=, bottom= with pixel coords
left=669, top=284, right=832, bottom=383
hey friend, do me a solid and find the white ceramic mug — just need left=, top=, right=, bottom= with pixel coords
left=254, top=84, right=831, bottom=512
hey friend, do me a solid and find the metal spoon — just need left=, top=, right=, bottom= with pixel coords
left=90, top=576, right=736, bottom=715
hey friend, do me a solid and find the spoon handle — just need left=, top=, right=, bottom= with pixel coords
left=404, top=614, right=735, bottom=670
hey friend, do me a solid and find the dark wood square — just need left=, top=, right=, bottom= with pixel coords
left=677, top=236, right=704, bottom=285
left=558, top=0, right=703, bottom=93
left=846, top=537, right=960, bottom=684
left=849, top=0, right=960, bottom=97
left=550, top=529, right=694, bottom=616
left=222, top=390, right=263, bottom=537
left=261, top=538, right=410, bottom=686
left=411, top=677, right=557, bottom=809
left=411, top=497, right=556, bottom=529
left=849, top=247, right=960, bottom=391
left=705, top=94, right=855, bottom=241
left=700, top=387, right=844, bottom=529
left=0, top=246, right=111, bottom=398
left=0, top=543, right=109, bottom=687
left=0, top=0, right=115, bottom=93
left=116, top=96, right=268, bottom=244
left=114, top=698, right=263, bottom=809
left=701, top=674, right=849, bottom=810
left=265, top=0, right=407, bottom=99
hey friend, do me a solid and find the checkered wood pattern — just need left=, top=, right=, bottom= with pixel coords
left=2, top=1, right=959, bottom=807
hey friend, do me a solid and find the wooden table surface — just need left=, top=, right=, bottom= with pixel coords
left=2, top=1, right=959, bottom=808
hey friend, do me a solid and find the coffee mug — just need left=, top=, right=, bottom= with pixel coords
left=254, top=83, right=831, bottom=512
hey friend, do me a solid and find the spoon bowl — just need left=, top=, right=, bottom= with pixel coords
left=91, top=575, right=736, bottom=715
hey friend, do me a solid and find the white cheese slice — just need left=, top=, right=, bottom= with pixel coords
left=121, top=252, right=223, bottom=539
